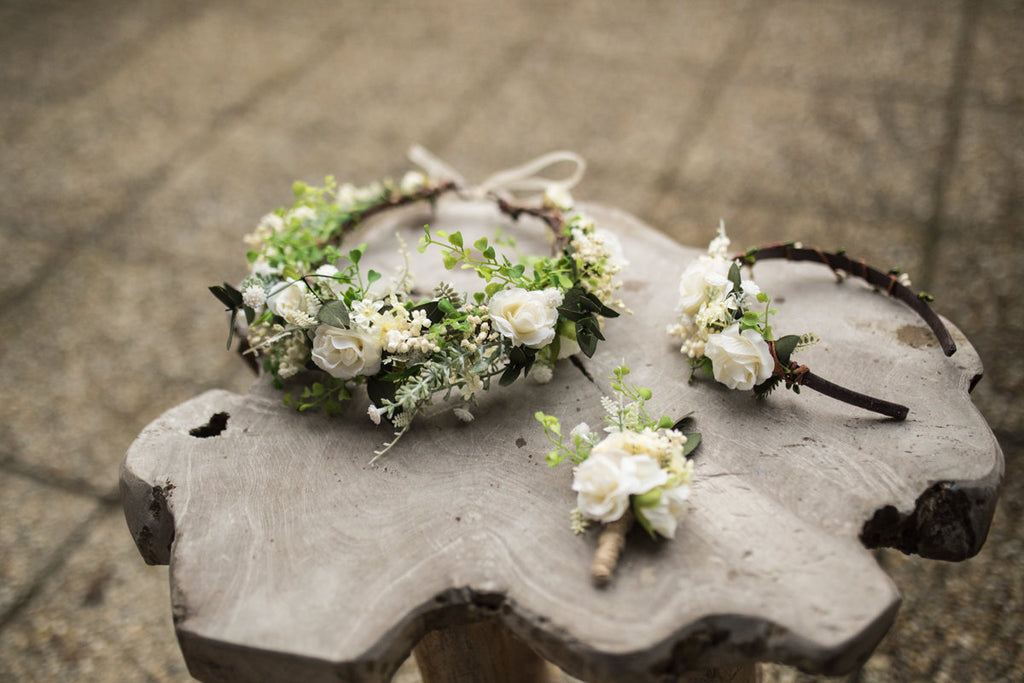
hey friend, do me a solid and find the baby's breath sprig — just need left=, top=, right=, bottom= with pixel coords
left=535, top=366, right=699, bottom=584
left=212, top=161, right=628, bottom=458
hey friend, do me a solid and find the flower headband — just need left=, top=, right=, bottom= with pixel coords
left=210, top=150, right=626, bottom=457
left=669, top=225, right=955, bottom=420
left=536, top=366, right=699, bottom=584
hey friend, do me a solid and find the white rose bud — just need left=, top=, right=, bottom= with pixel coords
left=704, top=324, right=775, bottom=391
left=676, top=256, right=732, bottom=318
left=634, top=482, right=692, bottom=539
left=311, top=325, right=382, bottom=380
left=267, top=280, right=311, bottom=319
left=315, top=264, right=346, bottom=299
left=488, top=287, right=563, bottom=349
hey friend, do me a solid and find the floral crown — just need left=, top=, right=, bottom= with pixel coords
left=668, top=225, right=955, bottom=419
left=210, top=150, right=627, bottom=457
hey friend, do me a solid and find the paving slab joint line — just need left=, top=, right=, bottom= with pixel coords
left=653, top=0, right=777, bottom=200
left=0, top=503, right=113, bottom=632
left=2, top=0, right=212, bottom=144
left=417, top=38, right=536, bottom=155
left=919, top=0, right=984, bottom=291
left=655, top=1, right=774, bottom=194
left=0, top=9, right=363, bottom=315
left=0, top=451, right=120, bottom=504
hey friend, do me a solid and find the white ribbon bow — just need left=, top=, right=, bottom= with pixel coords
left=408, top=144, right=586, bottom=202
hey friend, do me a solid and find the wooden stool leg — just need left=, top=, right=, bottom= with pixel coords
left=413, top=619, right=551, bottom=683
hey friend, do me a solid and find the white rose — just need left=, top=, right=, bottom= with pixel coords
left=591, top=431, right=669, bottom=488
left=635, top=482, right=691, bottom=539
left=268, top=280, right=308, bottom=317
left=488, top=287, right=563, bottom=349
left=704, top=324, right=775, bottom=391
left=314, top=264, right=346, bottom=299
left=573, top=432, right=670, bottom=523
left=311, top=325, right=382, bottom=379
left=676, top=256, right=732, bottom=318
left=572, top=452, right=634, bottom=523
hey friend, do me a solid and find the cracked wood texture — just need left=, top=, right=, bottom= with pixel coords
left=120, top=200, right=1002, bottom=682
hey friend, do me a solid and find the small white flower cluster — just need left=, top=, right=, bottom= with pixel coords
left=248, top=322, right=309, bottom=379
left=243, top=212, right=285, bottom=251
left=336, top=181, right=385, bottom=211
left=241, top=283, right=266, bottom=310
left=543, top=187, right=628, bottom=313
left=667, top=223, right=760, bottom=359
left=379, top=305, right=440, bottom=356
left=667, top=224, right=774, bottom=392
left=572, top=429, right=694, bottom=538
left=569, top=219, right=628, bottom=311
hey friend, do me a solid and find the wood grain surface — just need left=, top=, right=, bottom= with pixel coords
left=121, top=200, right=1002, bottom=682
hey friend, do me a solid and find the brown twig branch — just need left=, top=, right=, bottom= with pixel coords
left=495, top=198, right=569, bottom=254
left=319, top=180, right=459, bottom=249
left=796, top=368, right=909, bottom=421
left=767, top=333, right=910, bottom=420
left=738, top=244, right=956, bottom=357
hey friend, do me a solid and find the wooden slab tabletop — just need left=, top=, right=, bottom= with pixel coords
left=121, top=200, right=1002, bottom=682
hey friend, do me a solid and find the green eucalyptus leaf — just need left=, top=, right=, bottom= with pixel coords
left=317, top=300, right=350, bottom=328
left=728, top=261, right=743, bottom=294
left=682, top=433, right=702, bottom=457
left=225, top=309, right=237, bottom=350
left=499, top=363, right=521, bottom=386
left=773, top=334, right=801, bottom=365
left=438, top=298, right=457, bottom=316
left=366, top=375, right=397, bottom=407
left=576, top=324, right=598, bottom=357
left=210, top=283, right=243, bottom=309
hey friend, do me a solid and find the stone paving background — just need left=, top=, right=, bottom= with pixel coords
left=1, top=1, right=1021, bottom=681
